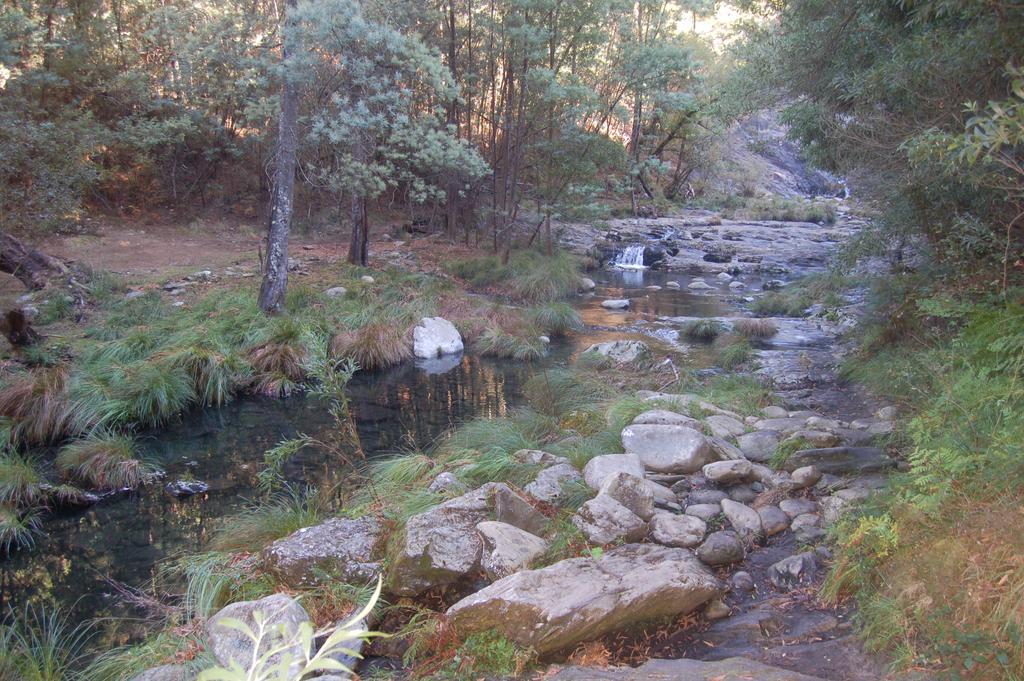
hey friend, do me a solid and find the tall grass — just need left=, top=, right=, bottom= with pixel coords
left=0, top=453, right=48, bottom=507
left=0, top=504, right=42, bottom=553
left=56, top=433, right=155, bottom=490
left=527, top=303, right=583, bottom=337
left=330, top=323, right=412, bottom=370
left=0, top=606, right=95, bottom=681
left=0, top=367, right=82, bottom=445
left=681, top=319, right=724, bottom=340
left=475, top=325, right=546, bottom=361
left=449, top=250, right=584, bottom=303
left=210, top=486, right=326, bottom=552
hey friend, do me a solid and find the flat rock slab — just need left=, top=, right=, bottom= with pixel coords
left=447, top=544, right=721, bottom=655
left=784, top=447, right=895, bottom=475
left=621, top=424, right=713, bottom=474
left=547, top=656, right=825, bottom=680
left=261, top=517, right=381, bottom=588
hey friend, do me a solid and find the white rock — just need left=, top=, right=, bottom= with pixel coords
left=761, top=406, right=789, bottom=419
left=631, top=409, right=700, bottom=428
left=665, top=281, right=681, bottom=289
left=729, top=281, right=746, bottom=290
left=601, top=299, right=630, bottom=309
left=621, top=424, right=713, bottom=474
left=360, top=275, right=375, bottom=284
left=525, top=463, right=581, bottom=503
left=413, top=317, right=464, bottom=359
left=716, top=272, right=733, bottom=281
left=581, top=340, right=649, bottom=363
left=579, top=277, right=596, bottom=291
left=599, top=472, right=655, bottom=520
left=688, top=280, right=714, bottom=290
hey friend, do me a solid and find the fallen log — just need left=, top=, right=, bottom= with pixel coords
left=0, top=231, right=69, bottom=290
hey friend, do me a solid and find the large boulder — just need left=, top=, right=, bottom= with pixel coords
left=206, top=594, right=310, bottom=675
left=390, top=484, right=496, bottom=596
left=477, top=521, right=549, bottom=580
left=582, top=453, right=645, bottom=490
left=572, top=495, right=647, bottom=544
left=620, top=424, right=713, bottom=474
left=446, top=544, right=721, bottom=655
left=525, top=463, right=582, bottom=503
left=261, top=517, right=382, bottom=588
left=581, top=339, right=648, bottom=363
left=784, top=446, right=895, bottom=475
left=413, top=317, right=463, bottom=359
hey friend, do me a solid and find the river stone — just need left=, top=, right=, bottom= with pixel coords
left=666, top=280, right=681, bottom=289
left=412, top=317, right=463, bottom=359
left=494, top=484, right=548, bottom=535
left=601, top=299, right=630, bottom=309
left=428, top=471, right=467, bottom=495
left=757, top=505, right=790, bottom=536
left=784, top=446, right=895, bottom=475
left=391, top=484, right=496, bottom=596
left=599, top=472, right=654, bottom=520
left=206, top=594, right=310, bottom=674
left=582, top=453, right=645, bottom=490
left=685, top=503, right=721, bottom=521
left=716, top=271, right=733, bottom=281
left=729, top=281, right=746, bottom=290
left=780, top=498, right=818, bottom=518
left=791, top=465, right=822, bottom=488
left=687, top=488, right=728, bottom=505
left=696, top=530, right=745, bottom=566
left=580, top=277, right=596, bottom=291
left=514, top=449, right=569, bottom=467
left=129, top=666, right=189, bottom=681
left=525, top=463, right=582, bottom=503
left=768, top=552, right=817, bottom=590
left=754, top=417, right=807, bottom=435
left=805, top=416, right=841, bottom=432
left=791, top=513, right=826, bottom=543
left=645, top=479, right=678, bottom=506
left=761, top=405, right=789, bottom=419
left=572, top=495, right=647, bottom=544
left=621, top=424, right=713, bottom=474
left=631, top=409, right=699, bottom=428
left=446, top=544, right=721, bottom=655
left=314, top=616, right=369, bottom=680
left=324, top=286, right=348, bottom=298
left=876, top=405, right=898, bottom=420
left=477, top=521, right=548, bottom=580
left=736, top=430, right=780, bottom=462
left=164, top=479, right=209, bottom=498
left=702, top=459, right=754, bottom=485
left=688, top=279, right=714, bottom=290
left=704, top=414, right=746, bottom=439
left=720, top=499, right=763, bottom=540
left=547, top=657, right=827, bottom=680
left=731, top=571, right=755, bottom=592
left=785, top=429, right=842, bottom=448
left=261, top=517, right=382, bottom=588
left=649, top=512, right=706, bottom=548
left=724, top=483, right=759, bottom=504
left=581, top=339, right=649, bottom=363
left=708, top=436, right=746, bottom=461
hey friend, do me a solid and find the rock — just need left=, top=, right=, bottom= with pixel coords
left=579, top=277, right=596, bottom=291
left=876, top=405, right=898, bottom=420
left=644, top=479, right=679, bottom=506
left=702, top=460, right=754, bottom=485
left=539, top=335, right=551, bottom=344
left=601, top=299, right=630, bottom=309
left=685, top=503, right=721, bottom=521
left=665, top=280, right=681, bottom=289
left=324, top=286, right=348, bottom=298
left=736, top=430, right=780, bottom=462
left=645, top=285, right=662, bottom=290
left=696, top=530, right=745, bottom=566
left=687, top=489, right=728, bottom=505
left=164, top=479, right=208, bottom=498
left=729, top=281, right=746, bottom=290
left=447, top=544, right=721, bottom=655
left=599, top=472, right=654, bottom=520
left=620, top=424, right=713, bottom=474
left=785, top=430, right=841, bottom=448
left=784, top=446, right=895, bottom=475
left=412, top=317, right=463, bottom=359
left=391, top=484, right=496, bottom=595
left=820, top=488, right=872, bottom=524
left=720, top=499, right=762, bottom=540
left=724, top=483, right=759, bottom=504
left=582, top=453, right=645, bottom=490
left=525, top=463, right=582, bottom=503
left=768, top=552, right=817, bottom=590
left=791, top=465, right=822, bottom=488
left=754, top=417, right=807, bottom=435
left=428, top=471, right=467, bottom=495
left=805, top=416, right=841, bottom=432
left=572, top=495, right=647, bottom=544
left=547, top=657, right=827, bottom=680
left=705, top=598, right=730, bottom=619
left=716, top=272, right=733, bottom=282
left=129, top=666, right=189, bottom=681
left=315, top=617, right=368, bottom=679
left=688, top=280, right=713, bottom=290
left=494, top=484, right=548, bottom=535
left=262, top=517, right=382, bottom=588
left=761, top=405, right=789, bottom=419
left=477, top=521, right=548, bottom=580
left=757, top=505, right=790, bottom=536
left=581, top=339, right=649, bottom=363
left=780, top=498, right=818, bottom=518
left=360, top=275, right=375, bottom=284
left=708, top=436, right=746, bottom=461
left=513, top=449, right=569, bottom=467
left=704, top=414, right=746, bottom=439
left=631, top=409, right=699, bottom=428
left=731, top=571, right=755, bottom=592
left=125, top=290, right=146, bottom=300
left=206, top=594, right=310, bottom=674
left=791, top=513, right=826, bottom=543
left=649, top=512, right=706, bottom=548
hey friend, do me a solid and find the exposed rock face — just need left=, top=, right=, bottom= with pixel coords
left=477, top=521, right=548, bottom=580
left=720, top=499, right=763, bottom=540
left=206, top=594, right=310, bottom=675
left=599, top=472, right=654, bottom=520
left=413, top=317, right=463, bottom=359
left=261, top=517, right=382, bottom=588
left=696, top=530, right=745, bottom=566
left=631, top=409, right=699, bottom=428
left=391, top=484, right=496, bottom=596
left=649, top=512, right=706, bottom=548
left=547, top=656, right=827, bottom=680
left=446, top=544, right=721, bottom=654
left=620, top=424, right=713, bottom=474
left=785, top=447, right=895, bottom=475
left=572, top=495, right=647, bottom=544
left=525, top=463, right=582, bottom=503
left=581, top=339, right=648, bottom=362
left=702, top=459, right=754, bottom=485
left=582, top=453, right=645, bottom=490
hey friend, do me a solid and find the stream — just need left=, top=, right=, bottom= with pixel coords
left=1, top=265, right=793, bottom=644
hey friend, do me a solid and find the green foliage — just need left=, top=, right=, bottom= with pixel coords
left=449, top=250, right=584, bottom=303
left=475, top=326, right=546, bottom=361
left=717, top=339, right=753, bottom=370
left=750, top=292, right=809, bottom=318
left=56, top=433, right=156, bottom=490
left=527, top=303, right=583, bottom=337
left=0, top=453, right=48, bottom=508
left=681, top=318, right=724, bottom=340
left=723, top=196, right=836, bottom=224
left=446, top=630, right=531, bottom=680
left=769, top=437, right=812, bottom=470
left=0, top=504, right=42, bottom=553
left=0, top=605, right=95, bottom=681
left=330, top=324, right=411, bottom=371
left=522, top=370, right=608, bottom=419
left=210, top=487, right=326, bottom=553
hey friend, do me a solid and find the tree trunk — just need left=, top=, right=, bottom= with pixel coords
left=0, top=309, right=41, bottom=347
left=0, top=232, right=68, bottom=290
left=347, top=194, right=369, bottom=267
left=258, top=0, right=300, bottom=314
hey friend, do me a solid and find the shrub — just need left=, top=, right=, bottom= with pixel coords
left=731, top=318, right=779, bottom=338
left=56, top=433, right=156, bottom=490
left=330, top=323, right=412, bottom=371
left=681, top=318, right=725, bottom=340
left=450, top=250, right=584, bottom=303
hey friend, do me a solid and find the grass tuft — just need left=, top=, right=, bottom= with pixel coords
left=527, top=303, right=583, bottom=337
left=56, top=433, right=156, bottom=490
left=731, top=318, right=779, bottom=338
left=330, top=323, right=412, bottom=371
left=681, top=319, right=725, bottom=341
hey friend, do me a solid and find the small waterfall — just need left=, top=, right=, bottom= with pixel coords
left=613, top=244, right=647, bottom=270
